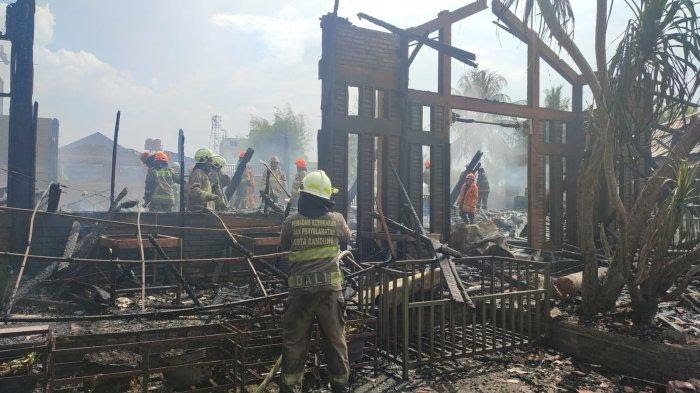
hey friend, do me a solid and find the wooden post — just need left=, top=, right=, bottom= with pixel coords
left=178, top=129, right=185, bottom=213
left=526, top=39, right=543, bottom=248
left=436, top=10, right=452, bottom=240
left=110, top=110, right=121, bottom=207
left=566, top=84, right=584, bottom=243
left=6, top=0, right=36, bottom=210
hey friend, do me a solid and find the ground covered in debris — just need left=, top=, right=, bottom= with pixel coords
left=351, top=347, right=662, bottom=393
left=553, top=288, right=700, bottom=346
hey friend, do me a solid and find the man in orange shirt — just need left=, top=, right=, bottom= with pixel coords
left=456, top=172, right=479, bottom=224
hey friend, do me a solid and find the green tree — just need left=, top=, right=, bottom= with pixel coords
left=457, top=69, right=511, bottom=102
left=501, top=0, right=700, bottom=325
left=543, top=85, right=570, bottom=110
left=452, top=69, right=515, bottom=160
left=248, top=105, right=309, bottom=158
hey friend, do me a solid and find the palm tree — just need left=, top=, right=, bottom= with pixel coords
left=457, top=70, right=511, bottom=103
left=499, top=0, right=700, bottom=324
left=543, top=85, right=570, bottom=110
left=451, top=69, right=514, bottom=160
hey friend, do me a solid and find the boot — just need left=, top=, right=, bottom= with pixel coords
left=330, top=382, right=350, bottom=393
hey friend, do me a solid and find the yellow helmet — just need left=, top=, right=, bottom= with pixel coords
left=195, top=148, right=214, bottom=163
left=212, top=155, right=226, bottom=169
left=301, top=170, right=338, bottom=200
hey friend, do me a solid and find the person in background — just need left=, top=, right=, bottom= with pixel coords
left=290, top=158, right=308, bottom=208
left=477, top=167, right=490, bottom=210
left=423, top=160, right=431, bottom=186
left=143, top=151, right=175, bottom=212
left=456, top=172, right=478, bottom=224
left=186, top=148, right=221, bottom=211
left=279, top=170, right=351, bottom=393
left=140, top=151, right=155, bottom=169
left=267, top=155, right=287, bottom=203
left=210, top=155, right=229, bottom=211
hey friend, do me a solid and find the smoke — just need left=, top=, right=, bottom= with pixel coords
left=450, top=78, right=528, bottom=210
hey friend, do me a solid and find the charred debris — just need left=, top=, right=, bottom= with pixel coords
left=0, top=0, right=698, bottom=392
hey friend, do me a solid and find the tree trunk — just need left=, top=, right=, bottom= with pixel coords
left=577, top=133, right=605, bottom=317
left=595, top=127, right=633, bottom=312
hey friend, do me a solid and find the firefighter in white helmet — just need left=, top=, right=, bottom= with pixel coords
left=267, top=155, right=287, bottom=203
left=279, top=170, right=351, bottom=393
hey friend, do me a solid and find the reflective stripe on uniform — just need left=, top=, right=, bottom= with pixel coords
left=288, top=270, right=342, bottom=288
left=288, top=244, right=340, bottom=263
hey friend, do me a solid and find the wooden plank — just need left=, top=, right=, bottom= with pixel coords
left=99, top=235, right=181, bottom=250
left=492, top=0, right=583, bottom=85
left=253, top=237, right=280, bottom=247
left=0, top=325, right=49, bottom=338
left=438, top=259, right=464, bottom=304
left=407, top=0, right=488, bottom=35
left=549, top=321, right=700, bottom=382
left=407, top=89, right=580, bottom=122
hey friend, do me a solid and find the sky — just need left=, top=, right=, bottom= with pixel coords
left=0, top=0, right=634, bottom=157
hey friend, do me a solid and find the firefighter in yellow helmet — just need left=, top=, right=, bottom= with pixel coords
left=279, top=170, right=351, bottom=393
left=267, top=155, right=287, bottom=203
left=186, top=148, right=221, bottom=211
left=143, top=151, right=175, bottom=212
left=209, top=155, right=229, bottom=211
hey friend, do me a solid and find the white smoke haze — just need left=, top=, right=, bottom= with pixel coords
left=450, top=72, right=527, bottom=210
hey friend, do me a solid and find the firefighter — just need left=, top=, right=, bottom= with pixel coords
left=186, top=148, right=220, bottom=211
left=210, top=155, right=229, bottom=211
left=143, top=151, right=175, bottom=212
left=423, top=160, right=431, bottom=186
left=279, top=170, right=351, bottom=393
left=477, top=167, right=490, bottom=210
left=456, top=172, right=479, bottom=224
left=267, top=155, right=287, bottom=202
left=140, top=152, right=155, bottom=169
left=290, top=158, right=307, bottom=208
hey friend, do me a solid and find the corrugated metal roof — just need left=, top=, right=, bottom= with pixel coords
left=651, top=112, right=699, bottom=158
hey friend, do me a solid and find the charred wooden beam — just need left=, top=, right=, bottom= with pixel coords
left=12, top=221, right=80, bottom=306
left=146, top=234, right=202, bottom=307
left=225, top=147, right=254, bottom=201
left=407, top=0, right=487, bottom=35
left=109, top=110, right=121, bottom=206
left=357, top=12, right=477, bottom=68
left=492, top=0, right=583, bottom=85
left=6, top=0, right=36, bottom=209
left=408, top=89, right=580, bottom=122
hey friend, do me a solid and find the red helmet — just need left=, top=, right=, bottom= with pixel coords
left=295, top=158, right=307, bottom=168
left=424, top=160, right=431, bottom=169
left=153, top=151, right=168, bottom=163
left=239, top=150, right=246, bottom=159
left=466, top=173, right=476, bottom=181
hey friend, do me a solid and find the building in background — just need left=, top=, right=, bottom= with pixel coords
left=0, top=115, right=59, bottom=196
left=219, top=136, right=249, bottom=164
left=58, top=132, right=192, bottom=211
